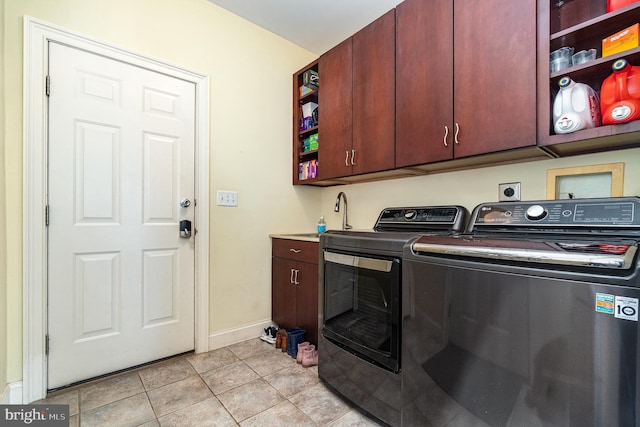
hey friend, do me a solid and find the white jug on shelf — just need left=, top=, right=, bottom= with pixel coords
left=553, top=76, right=601, bottom=134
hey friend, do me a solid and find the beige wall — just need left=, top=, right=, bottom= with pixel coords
left=319, top=148, right=640, bottom=230
left=3, top=0, right=318, bottom=385
left=4, top=0, right=640, bottom=396
left=1, top=0, right=8, bottom=397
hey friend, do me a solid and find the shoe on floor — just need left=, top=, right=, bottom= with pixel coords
left=287, top=329, right=306, bottom=358
left=260, top=326, right=278, bottom=344
left=286, top=328, right=304, bottom=356
left=297, top=342, right=312, bottom=363
left=275, top=329, right=287, bottom=348
left=302, top=345, right=318, bottom=367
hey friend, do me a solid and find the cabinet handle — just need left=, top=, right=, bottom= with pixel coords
left=443, top=126, right=449, bottom=147
left=351, top=149, right=356, bottom=165
left=294, top=269, right=300, bottom=285
left=454, top=123, right=460, bottom=144
left=345, top=151, right=350, bottom=167
left=290, top=268, right=295, bottom=284
left=289, top=248, right=301, bottom=253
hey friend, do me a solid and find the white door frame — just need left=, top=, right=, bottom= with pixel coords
left=23, top=16, right=210, bottom=403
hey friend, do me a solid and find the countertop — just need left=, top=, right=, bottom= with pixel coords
left=269, top=233, right=320, bottom=243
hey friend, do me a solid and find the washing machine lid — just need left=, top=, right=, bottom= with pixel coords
left=411, top=235, right=638, bottom=270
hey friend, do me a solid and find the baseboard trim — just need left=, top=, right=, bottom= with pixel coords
left=208, top=319, right=273, bottom=350
left=1, top=382, right=23, bottom=404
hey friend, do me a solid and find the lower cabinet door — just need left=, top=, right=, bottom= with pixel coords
left=295, top=261, right=319, bottom=346
left=272, top=257, right=297, bottom=329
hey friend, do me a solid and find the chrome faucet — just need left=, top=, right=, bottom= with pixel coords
left=334, top=192, right=352, bottom=230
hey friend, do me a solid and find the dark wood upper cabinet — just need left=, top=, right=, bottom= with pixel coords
left=453, top=0, right=537, bottom=158
left=396, top=0, right=454, bottom=166
left=352, top=9, right=396, bottom=175
left=318, top=38, right=353, bottom=180
left=396, top=0, right=537, bottom=166
left=318, top=10, right=396, bottom=180
left=294, top=0, right=640, bottom=186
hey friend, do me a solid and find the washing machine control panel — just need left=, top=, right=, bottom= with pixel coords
left=375, top=206, right=469, bottom=232
left=472, top=197, right=640, bottom=229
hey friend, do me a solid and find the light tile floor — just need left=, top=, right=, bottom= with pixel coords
left=38, top=338, right=385, bottom=427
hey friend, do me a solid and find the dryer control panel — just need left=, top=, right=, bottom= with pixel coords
left=469, top=197, right=640, bottom=232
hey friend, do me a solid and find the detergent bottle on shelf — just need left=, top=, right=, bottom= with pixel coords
left=600, top=58, right=640, bottom=125
left=553, top=76, right=601, bottom=134
left=607, top=0, right=640, bottom=12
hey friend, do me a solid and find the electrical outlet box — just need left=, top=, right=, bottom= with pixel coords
left=499, top=182, right=521, bottom=201
left=216, top=190, right=238, bottom=207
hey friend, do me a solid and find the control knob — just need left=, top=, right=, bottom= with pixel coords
left=404, top=209, right=417, bottom=220
left=526, top=205, right=547, bottom=221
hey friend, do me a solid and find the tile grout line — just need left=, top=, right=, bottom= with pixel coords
left=41, top=338, right=376, bottom=426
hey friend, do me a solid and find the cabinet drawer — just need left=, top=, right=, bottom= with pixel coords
left=272, top=239, right=319, bottom=264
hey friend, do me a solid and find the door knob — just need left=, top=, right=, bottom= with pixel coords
left=180, top=198, right=191, bottom=208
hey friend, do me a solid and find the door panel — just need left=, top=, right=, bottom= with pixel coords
left=74, top=252, right=120, bottom=341
left=47, top=41, right=196, bottom=388
left=318, top=38, right=353, bottom=180
left=75, top=122, right=120, bottom=223
left=295, top=261, right=319, bottom=346
left=272, top=257, right=297, bottom=329
left=395, top=0, right=454, bottom=166
left=143, top=133, right=179, bottom=222
left=143, top=249, right=179, bottom=327
left=453, top=0, right=537, bottom=157
left=352, top=9, right=396, bottom=175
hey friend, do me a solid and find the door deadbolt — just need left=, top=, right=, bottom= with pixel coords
left=180, top=198, right=191, bottom=208
left=180, top=220, right=192, bottom=238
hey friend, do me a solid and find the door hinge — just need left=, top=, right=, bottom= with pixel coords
left=45, top=205, right=49, bottom=226
left=46, top=75, right=50, bottom=97
left=45, top=334, right=50, bottom=355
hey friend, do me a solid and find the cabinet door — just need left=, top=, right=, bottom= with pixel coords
left=272, top=257, right=297, bottom=330
left=352, top=9, right=396, bottom=175
left=396, top=0, right=454, bottom=167
left=319, top=38, right=353, bottom=180
left=452, top=0, right=537, bottom=158
left=296, top=261, right=319, bottom=345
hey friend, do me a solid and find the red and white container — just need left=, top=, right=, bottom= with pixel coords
left=607, top=0, right=640, bottom=12
left=553, top=76, right=601, bottom=134
left=601, top=58, right=640, bottom=125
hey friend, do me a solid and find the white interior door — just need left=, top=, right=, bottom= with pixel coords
left=47, top=41, right=196, bottom=389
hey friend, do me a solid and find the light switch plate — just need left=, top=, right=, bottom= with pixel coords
left=498, top=182, right=521, bottom=201
left=216, top=190, right=238, bottom=207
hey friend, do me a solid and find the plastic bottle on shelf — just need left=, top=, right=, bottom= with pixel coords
left=317, top=216, right=326, bottom=234
left=553, top=76, right=601, bottom=134
left=607, top=0, right=640, bottom=12
left=600, top=58, right=640, bottom=125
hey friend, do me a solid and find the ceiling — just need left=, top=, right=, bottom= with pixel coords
left=208, top=0, right=403, bottom=55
